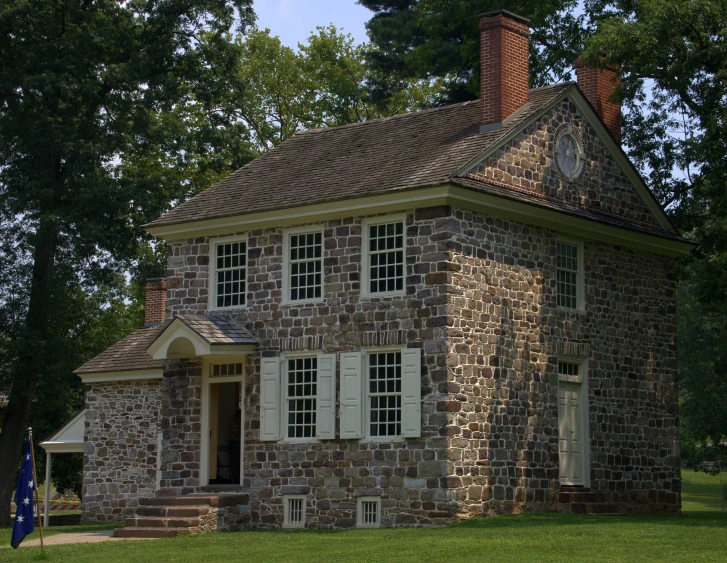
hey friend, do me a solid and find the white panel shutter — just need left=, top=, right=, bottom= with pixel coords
left=339, top=352, right=363, bottom=439
left=316, top=354, right=337, bottom=440
left=260, top=357, right=280, bottom=441
left=401, top=349, right=422, bottom=438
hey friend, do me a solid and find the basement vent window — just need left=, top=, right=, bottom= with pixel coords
left=356, top=496, right=381, bottom=528
left=283, top=495, right=306, bottom=529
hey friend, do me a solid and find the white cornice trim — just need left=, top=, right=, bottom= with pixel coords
left=452, top=86, right=678, bottom=235
left=146, top=183, right=692, bottom=257
left=78, top=370, right=163, bottom=383
left=40, top=442, right=85, bottom=453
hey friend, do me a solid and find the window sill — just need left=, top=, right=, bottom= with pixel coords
left=207, top=304, right=248, bottom=313
left=556, top=306, right=586, bottom=314
left=360, top=291, right=407, bottom=300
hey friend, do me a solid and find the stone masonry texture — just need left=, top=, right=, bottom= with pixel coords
left=83, top=94, right=680, bottom=527
left=82, top=380, right=162, bottom=522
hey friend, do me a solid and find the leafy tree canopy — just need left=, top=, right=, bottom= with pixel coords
left=359, top=0, right=586, bottom=105
left=0, top=0, right=255, bottom=527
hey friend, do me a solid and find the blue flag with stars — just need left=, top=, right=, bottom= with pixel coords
left=11, top=438, right=36, bottom=549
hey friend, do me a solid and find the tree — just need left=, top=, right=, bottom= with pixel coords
left=358, top=0, right=586, bottom=105
left=583, top=0, right=727, bottom=445
left=0, top=0, right=255, bottom=526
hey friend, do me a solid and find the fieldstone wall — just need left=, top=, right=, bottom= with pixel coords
left=163, top=208, right=461, bottom=528
left=443, top=206, right=679, bottom=515
left=466, top=96, right=662, bottom=230
left=82, top=380, right=161, bottom=522
left=159, top=198, right=680, bottom=526
left=158, top=358, right=203, bottom=497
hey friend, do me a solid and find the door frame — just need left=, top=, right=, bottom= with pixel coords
left=557, top=356, right=590, bottom=488
left=200, top=356, right=246, bottom=487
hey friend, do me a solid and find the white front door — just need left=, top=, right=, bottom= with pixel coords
left=558, top=382, right=584, bottom=485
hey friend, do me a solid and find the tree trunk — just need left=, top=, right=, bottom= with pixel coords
left=0, top=216, right=58, bottom=527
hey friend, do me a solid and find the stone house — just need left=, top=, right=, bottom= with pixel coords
left=75, top=10, right=693, bottom=536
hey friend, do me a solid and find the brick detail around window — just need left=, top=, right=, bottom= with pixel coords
left=575, top=59, right=622, bottom=143
left=479, top=11, right=531, bottom=128
left=144, top=278, right=167, bottom=325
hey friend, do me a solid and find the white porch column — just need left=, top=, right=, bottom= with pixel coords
left=43, top=452, right=51, bottom=528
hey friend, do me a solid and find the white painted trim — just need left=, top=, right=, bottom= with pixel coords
left=281, top=226, right=325, bottom=306
left=146, top=184, right=692, bottom=257
left=356, top=496, right=382, bottom=528
left=147, top=318, right=255, bottom=359
left=279, top=352, right=320, bottom=444
left=39, top=442, right=84, bottom=453
left=208, top=234, right=248, bottom=313
left=363, top=346, right=409, bottom=440
left=361, top=214, right=408, bottom=299
left=557, top=356, right=590, bottom=488
left=200, top=357, right=246, bottom=487
left=555, top=236, right=585, bottom=312
left=77, top=369, right=163, bottom=383
left=283, top=495, right=307, bottom=529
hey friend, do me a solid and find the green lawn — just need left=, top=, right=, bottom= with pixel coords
left=1, top=471, right=725, bottom=563
left=682, top=470, right=726, bottom=512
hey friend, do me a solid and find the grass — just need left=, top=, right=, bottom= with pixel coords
left=0, top=471, right=724, bottom=562
left=681, top=470, right=726, bottom=512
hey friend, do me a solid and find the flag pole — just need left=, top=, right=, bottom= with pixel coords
left=27, top=427, right=45, bottom=554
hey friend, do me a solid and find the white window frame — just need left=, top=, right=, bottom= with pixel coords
left=281, top=352, right=320, bottom=444
left=364, top=347, right=405, bottom=441
left=282, top=226, right=325, bottom=305
left=209, top=235, right=248, bottom=312
left=356, top=496, right=381, bottom=528
left=557, top=355, right=590, bottom=488
left=361, top=214, right=407, bottom=298
left=283, top=495, right=307, bottom=529
left=555, top=237, right=584, bottom=312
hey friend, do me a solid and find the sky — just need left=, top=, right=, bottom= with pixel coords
left=254, top=0, right=371, bottom=48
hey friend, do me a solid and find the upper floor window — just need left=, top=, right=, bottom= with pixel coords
left=363, top=217, right=405, bottom=297
left=556, top=240, right=582, bottom=310
left=286, top=231, right=323, bottom=303
left=213, top=239, right=246, bottom=309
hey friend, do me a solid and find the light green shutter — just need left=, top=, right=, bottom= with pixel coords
left=316, top=354, right=337, bottom=440
left=400, top=349, right=422, bottom=438
left=260, top=357, right=280, bottom=441
left=339, top=352, right=362, bottom=439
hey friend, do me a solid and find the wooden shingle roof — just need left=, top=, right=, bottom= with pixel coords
left=146, top=84, right=573, bottom=230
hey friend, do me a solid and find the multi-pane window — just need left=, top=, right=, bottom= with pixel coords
left=212, top=363, right=243, bottom=377
left=556, top=242, right=579, bottom=309
left=368, top=221, right=404, bottom=294
left=368, top=352, right=402, bottom=437
left=558, top=361, right=579, bottom=379
left=289, top=232, right=322, bottom=302
left=215, top=241, right=246, bottom=308
left=286, top=357, right=317, bottom=439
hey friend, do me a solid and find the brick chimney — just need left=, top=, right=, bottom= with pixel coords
left=479, top=10, right=531, bottom=132
left=144, top=278, right=166, bottom=326
left=575, top=59, right=622, bottom=142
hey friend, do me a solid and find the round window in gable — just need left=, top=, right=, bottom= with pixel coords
left=554, top=125, right=585, bottom=181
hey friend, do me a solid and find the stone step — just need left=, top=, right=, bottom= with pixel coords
left=559, top=492, right=606, bottom=503
left=125, top=517, right=202, bottom=529
left=570, top=502, right=619, bottom=514
left=136, top=505, right=210, bottom=518
left=139, top=493, right=249, bottom=508
left=113, top=527, right=185, bottom=539
left=140, top=495, right=221, bottom=507
left=560, top=486, right=591, bottom=493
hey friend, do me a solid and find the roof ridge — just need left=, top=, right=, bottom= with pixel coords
left=297, top=99, right=480, bottom=136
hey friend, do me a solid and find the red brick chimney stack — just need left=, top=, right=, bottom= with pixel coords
left=144, top=278, right=167, bottom=326
left=575, top=59, right=622, bottom=143
left=479, top=10, right=531, bottom=132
